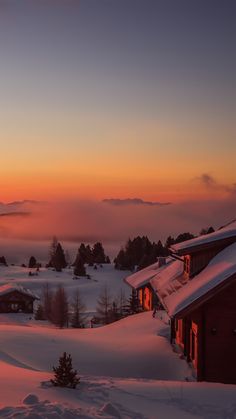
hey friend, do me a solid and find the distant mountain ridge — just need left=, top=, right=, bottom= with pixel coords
left=102, top=198, right=172, bottom=207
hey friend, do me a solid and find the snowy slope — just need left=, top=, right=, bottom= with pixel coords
left=0, top=266, right=236, bottom=418
left=0, top=264, right=130, bottom=313
left=0, top=312, right=236, bottom=418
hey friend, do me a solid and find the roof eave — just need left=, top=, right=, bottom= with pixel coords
left=171, top=272, right=236, bottom=319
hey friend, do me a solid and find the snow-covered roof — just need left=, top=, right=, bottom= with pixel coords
left=161, top=242, right=236, bottom=317
left=171, top=220, right=236, bottom=254
left=0, top=284, right=39, bottom=300
left=150, top=259, right=184, bottom=301
left=125, top=258, right=172, bottom=289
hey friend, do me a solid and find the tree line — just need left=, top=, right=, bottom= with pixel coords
left=35, top=283, right=141, bottom=328
left=0, top=226, right=215, bottom=272
left=114, top=227, right=215, bottom=271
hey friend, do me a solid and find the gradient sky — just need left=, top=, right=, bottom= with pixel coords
left=0, top=0, right=235, bottom=202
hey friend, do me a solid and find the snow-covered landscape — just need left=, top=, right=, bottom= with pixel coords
left=0, top=264, right=236, bottom=418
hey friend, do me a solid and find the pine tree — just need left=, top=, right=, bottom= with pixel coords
left=48, top=236, right=58, bottom=267
left=86, top=245, right=93, bottom=265
left=0, top=256, right=7, bottom=266
left=92, top=242, right=106, bottom=264
left=105, top=255, right=111, bottom=264
left=96, top=285, right=112, bottom=324
left=127, top=289, right=142, bottom=315
left=52, top=285, right=68, bottom=328
left=28, top=256, right=37, bottom=269
left=73, top=255, right=86, bottom=277
left=52, top=243, right=67, bottom=272
left=70, top=289, right=87, bottom=328
left=51, top=352, right=80, bottom=389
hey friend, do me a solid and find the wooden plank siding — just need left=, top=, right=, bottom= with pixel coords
left=0, top=290, right=35, bottom=313
left=174, top=279, right=236, bottom=384
left=138, top=284, right=159, bottom=311
left=184, top=241, right=236, bottom=279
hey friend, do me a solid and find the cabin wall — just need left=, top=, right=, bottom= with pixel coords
left=0, top=291, right=35, bottom=313
left=175, top=280, right=236, bottom=384
left=175, top=319, right=185, bottom=349
left=202, top=281, right=236, bottom=384
left=186, top=241, right=236, bottom=279
left=177, top=310, right=203, bottom=378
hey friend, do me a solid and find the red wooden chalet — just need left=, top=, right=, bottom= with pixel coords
left=151, top=220, right=236, bottom=384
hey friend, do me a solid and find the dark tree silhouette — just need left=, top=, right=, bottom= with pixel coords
left=70, top=289, right=87, bottom=328
left=73, top=255, right=86, bottom=277
left=51, top=352, right=80, bottom=389
left=52, top=285, right=68, bottom=328
left=96, top=285, right=112, bottom=324
left=126, top=289, right=142, bottom=315
left=51, top=243, right=67, bottom=272
left=28, top=256, right=37, bottom=269
left=0, top=256, right=7, bottom=266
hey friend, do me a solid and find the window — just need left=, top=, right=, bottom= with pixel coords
left=184, top=256, right=190, bottom=275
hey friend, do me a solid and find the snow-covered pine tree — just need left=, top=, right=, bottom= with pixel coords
left=51, top=352, right=80, bottom=388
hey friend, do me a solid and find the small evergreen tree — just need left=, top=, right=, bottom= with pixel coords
left=28, top=256, right=37, bottom=269
left=73, top=255, right=86, bottom=277
left=92, top=242, right=106, bottom=264
left=126, top=289, right=142, bottom=315
left=51, top=352, right=80, bottom=389
left=85, top=244, right=93, bottom=265
left=48, top=236, right=59, bottom=267
left=0, top=256, right=7, bottom=266
left=52, top=243, right=67, bottom=272
left=105, top=255, right=111, bottom=264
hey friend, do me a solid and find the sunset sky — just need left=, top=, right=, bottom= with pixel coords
left=0, top=0, right=235, bottom=203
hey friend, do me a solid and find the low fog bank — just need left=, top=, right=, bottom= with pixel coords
left=0, top=197, right=235, bottom=263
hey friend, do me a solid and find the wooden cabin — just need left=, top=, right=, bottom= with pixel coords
left=125, top=258, right=169, bottom=310
left=130, top=220, right=236, bottom=384
left=0, top=284, right=39, bottom=313
left=172, top=275, right=236, bottom=383
left=154, top=220, right=236, bottom=384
